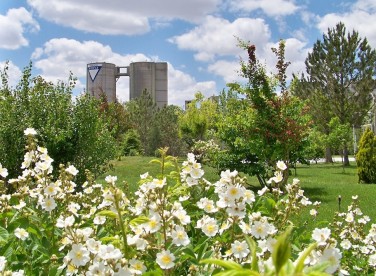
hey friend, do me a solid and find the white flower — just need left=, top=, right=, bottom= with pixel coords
left=310, top=209, right=318, bottom=216
left=257, top=186, right=269, bottom=196
left=140, top=172, right=149, bottom=179
left=318, top=247, right=342, bottom=274
left=200, top=217, right=218, bottom=237
left=87, top=262, right=106, bottom=275
left=197, top=198, right=217, bottom=213
left=369, top=254, right=376, bottom=267
left=226, top=184, right=243, bottom=201
left=144, top=214, right=161, bottom=233
left=226, top=202, right=246, bottom=218
left=312, top=227, right=331, bottom=246
left=44, top=183, right=58, bottom=196
left=345, top=212, right=354, bottom=223
left=24, top=128, right=37, bottom=136
left=251, top=221, right=270, bottom=239
left=105, top=175, right=117, bottom=185
left=0, top=163, right=8, bottom=178
left=86, top=238, right=101, bottom=254
left=93, top=215, right=106, bottom=225
left=41, top=197, right=57, bottom=212
left=127, top=235, right=148, bottom=250
left=243, top=190, right=256, bottom=204
left=340, top=239, right=352, bottom=250
left=172, top=208, right=191, bottom=225
left=156, top=250, right=175, bottom=269
left=13, top=200, right=26, bottom=210
left=231, top=240, right=250, bottom=259
left=98, top=244, right=122, bottom=260
left=12, top=270, right=25, bottom=276
left=14, top=228, right=29, bottom=240
left=171, top=225, right=190, bottom=246
left=129, top=259, right=146, bottom=275
left=56, top=215, right=75, bottom=228
left=276, top=160, right=287, bottom=171
left=65, top=165, right=79, bottom=176
left=190, top=168, right=204, bottom=179
left=0, top=256, right=7, bottom=272
left=67, top=244, right=90, bottom=267
left=153, top=178, right=166, bottom=188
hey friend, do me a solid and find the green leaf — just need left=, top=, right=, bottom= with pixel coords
left=0, top=226, right=9, bottom=242
left=101, top=236, right=120, bottom=243
left=129, top=216, right=149, bottom=226
left=200, top=259, right=243, bottom=270
left=215, top=270, right=260, bottom=276
left=244, top=235, right=258, bottom=271
left=196, top=240, right=208, bottom=261
left=149, top=159, right=161, bottom=165
left=294, top=242, right=317, bottom=274
left=96, top=210, right=118, bottom=219
left=272, top=227, right=292, bottom=274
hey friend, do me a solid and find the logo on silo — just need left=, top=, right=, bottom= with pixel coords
left=88, top=64, right=102, bottom=81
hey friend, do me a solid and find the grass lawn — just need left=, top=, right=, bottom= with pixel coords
left=98, top=157, right=376, bottom=229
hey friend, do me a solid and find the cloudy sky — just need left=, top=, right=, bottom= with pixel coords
left=1, top=0, right=375, bottom=107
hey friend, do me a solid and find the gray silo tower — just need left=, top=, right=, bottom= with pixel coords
left=86, top=62, right=119, bottom=102
left=129, top=62, right=168, bottom=108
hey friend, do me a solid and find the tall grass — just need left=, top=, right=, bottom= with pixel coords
left=98, top=157, right=376, bottom=226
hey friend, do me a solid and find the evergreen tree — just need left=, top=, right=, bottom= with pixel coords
left=295, top=22, right=376, bottom=165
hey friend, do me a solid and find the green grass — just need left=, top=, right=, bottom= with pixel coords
left=290, top=162, right=376, bottom=227
left=98, top=157, right=376, bottom=227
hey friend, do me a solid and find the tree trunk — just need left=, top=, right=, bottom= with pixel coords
left=325, top=147, right=333, bottom=163
left=343, top=146, right=350, bottom=166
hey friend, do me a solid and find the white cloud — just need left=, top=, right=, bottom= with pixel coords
left=0, top=7, right=39, bottom=50
left=317, top=0, right=376, bottom=48
left=30, top=38, right=216, bottom=107
left=208, top=60, right=243, bottom=83
left=228, top=0, right=300, bottom=17
left=169, top=16, right=271, bottom=61
left=27, top=0, right=220, bottom=35
left=168, top=63, right=217, bottom=107
left=0, top=60, right=23, bottom=88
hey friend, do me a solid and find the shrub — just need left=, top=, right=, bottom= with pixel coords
left=0, top=129, right=375, bottom=275
left=356, top=128, right=376, bottom=183
left=123, top=129, right=142, bottom=156
left=0, top=63, right=116, bottom=186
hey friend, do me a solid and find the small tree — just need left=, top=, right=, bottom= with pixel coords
left=356, top=128, right=376, bottom=183
left=123, top=129, right=142, bottom=156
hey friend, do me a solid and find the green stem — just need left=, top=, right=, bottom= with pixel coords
left=113, top=189, right=129, bottom=258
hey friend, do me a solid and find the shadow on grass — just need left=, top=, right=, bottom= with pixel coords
left=301, top=186, right=330, bottom=203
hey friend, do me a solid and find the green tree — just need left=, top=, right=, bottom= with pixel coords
left=327, top=117, right=353, bottom=159
left=0, top=62, right=116, bottom=185
left=126, top=90, right=158, bottom=155
left=216, top=40, right=310, bottom=186
left=71, top=94, right=117, bottom=183
left=179, top=92, right=218, bottom=147
left=295, top=22, right=376, bottom=165
left=155, top=105, right=186, bottom=156
left=123, top=129, right=142, bottom=156
left=356, top=128, right=376, bottom=183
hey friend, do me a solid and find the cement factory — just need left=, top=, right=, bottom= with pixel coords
left=86, top=61, right=168, bottom=108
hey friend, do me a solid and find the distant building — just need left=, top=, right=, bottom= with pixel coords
left=86, top=61, right=168, bottom=108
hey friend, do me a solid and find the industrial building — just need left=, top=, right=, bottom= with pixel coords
left=86, top=61, right=168, bottom=108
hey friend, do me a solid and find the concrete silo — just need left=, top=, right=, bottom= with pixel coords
left=87, top=62, right=117, bottom=102
left=129, top=62, right=168, bottom=108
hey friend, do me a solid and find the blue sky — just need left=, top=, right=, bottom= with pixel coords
left=1, top=0, right=375, bottom=107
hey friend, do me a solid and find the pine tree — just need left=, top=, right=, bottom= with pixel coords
left=295, top=22, right=376, bottom=165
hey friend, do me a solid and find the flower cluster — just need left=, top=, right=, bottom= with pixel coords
left=0, top=129, right=375, bottom=275
left=191, top=139, right=220, bottom=164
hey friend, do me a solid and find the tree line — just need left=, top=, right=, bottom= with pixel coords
left=1, top=22, right=375, bottom=187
